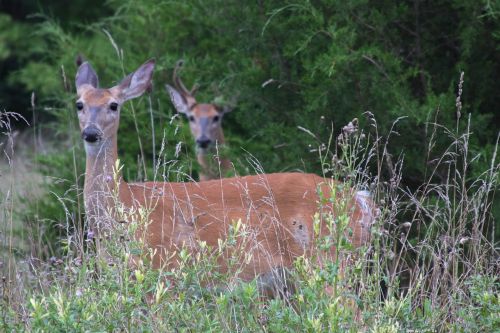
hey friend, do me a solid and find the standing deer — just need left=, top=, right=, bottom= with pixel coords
left=166, top=61, right=233, bottom=181
left=76, top=59, right=376, bottom=297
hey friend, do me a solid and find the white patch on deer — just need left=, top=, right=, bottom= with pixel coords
left=170, top=205, right=197, bottom=249
left=291, top=217, right=309, bottom=249
left=354, top=190, right=378, bottom=242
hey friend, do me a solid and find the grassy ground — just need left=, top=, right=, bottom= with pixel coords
left=0, top=110, right=498, bottom=332
left=0, top=126, right=45, bottom=264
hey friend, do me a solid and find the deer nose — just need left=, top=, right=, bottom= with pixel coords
left=82, top=126, right=102, bottom=143
left=196, top=138, right=212, bottom=149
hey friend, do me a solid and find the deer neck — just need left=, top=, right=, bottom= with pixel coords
left=214, top=127, right=226, bottom=146
left=83, top=135, right=122, bottom=236
left=196, top=128, right=232, bottom=180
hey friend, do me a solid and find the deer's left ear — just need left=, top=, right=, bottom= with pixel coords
left=115, top=59, right=155, bottom=101
left=76, top=62, right=99, bottom=93
left=166, top=84, right=190, bottom=115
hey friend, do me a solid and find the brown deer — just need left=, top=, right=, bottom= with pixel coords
left=76, top=59, right=376, bottom=297
left=166, top=61, right=233, bottom=181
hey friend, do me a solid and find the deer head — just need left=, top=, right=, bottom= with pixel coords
left=166, top=60, right=233, bottom=152
left=75, top=60, right=155, bottom=153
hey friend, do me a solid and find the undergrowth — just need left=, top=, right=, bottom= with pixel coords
left=1, top=90, right=498, bottom=331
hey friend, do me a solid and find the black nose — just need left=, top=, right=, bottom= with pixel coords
left=82, top=127, right=101, bottom=143
left=196, top=138, right=212, bottom=149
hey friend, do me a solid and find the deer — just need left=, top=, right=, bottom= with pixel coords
left=165, top=60, right=233, bottom=181
left=76, top=58, right=377, bottom=298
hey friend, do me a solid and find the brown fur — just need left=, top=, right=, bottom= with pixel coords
left=120, top=173, right=373, bottom=278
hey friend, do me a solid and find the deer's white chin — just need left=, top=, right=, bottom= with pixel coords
left=84, top=140, right=108, bottom=156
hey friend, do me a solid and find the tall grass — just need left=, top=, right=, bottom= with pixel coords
left=1, top=77, right=498, bottom=331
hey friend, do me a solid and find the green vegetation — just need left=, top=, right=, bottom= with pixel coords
left=0, top=0, right=499, bottom=331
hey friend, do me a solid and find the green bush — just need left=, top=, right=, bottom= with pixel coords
left=0, top=1, right=499, bottom=331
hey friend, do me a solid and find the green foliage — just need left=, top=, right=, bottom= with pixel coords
left=0, top=1, right=499, bottom=331
left=1, top=181, right=497, bottom=331
left=3, top=0, right=498, bottom=176
left=453, top=275, right=500, bottom=332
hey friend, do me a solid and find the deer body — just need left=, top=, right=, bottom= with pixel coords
left=166, top=61, right=234, bottom=181
left=76, top=59, right=375, bottom=290
left=129, top=174, right=374, bottom=274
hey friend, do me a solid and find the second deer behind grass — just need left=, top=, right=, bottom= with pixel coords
left=166, top=60, right=234, bottom=181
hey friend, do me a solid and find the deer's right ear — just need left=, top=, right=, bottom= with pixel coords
left=116, top=59, right=155, bottom=102
left=166, top=84, right=189, bottom=114
left=75, top=62, right=99, bottom=93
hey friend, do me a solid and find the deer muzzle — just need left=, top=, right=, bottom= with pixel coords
left=82, top=126, right=102, bottom=143
left=196, top=137, right=212, bottom=149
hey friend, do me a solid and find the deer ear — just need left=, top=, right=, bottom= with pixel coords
left=215, top=105, right=233, bottom=114
left=75, top=62, right=99, bottom=92
left=116, top=59, right=155, bottom=101
left=166, top=84, right=190, bottom=114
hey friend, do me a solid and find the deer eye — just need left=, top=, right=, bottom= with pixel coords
left=188, top=115, right=195, bottom=122
left=76, top=102, right=84, bottom=111
left=109, top=102, right=119, bottom=111
left=213, top=115, right=220, bottom=122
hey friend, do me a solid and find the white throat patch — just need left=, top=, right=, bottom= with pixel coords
left=84, top=139, right=111, bottom=156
